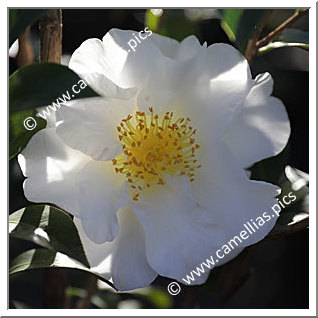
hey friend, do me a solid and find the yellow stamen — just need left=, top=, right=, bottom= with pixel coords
left=112, top=108, right=201, bottom=200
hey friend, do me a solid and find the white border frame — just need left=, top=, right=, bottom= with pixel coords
left=3, top=1, right=316, bottom=316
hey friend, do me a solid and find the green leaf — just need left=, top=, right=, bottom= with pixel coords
left=145, top=9, right=198, bottom=41
left=130, top=286, right=173, bottom=308
left=9, top=205, right=89, bottom=267
left=9, top=62, right=99, bottom=112
left=9, top=108, right=46, bottom=159
left=9, top=249, right=115, bottom=290
left=9, top=9, right=49, bottom=47
left=66, top=287, right=121, bottom=309
left=219, top=9, right=268, bottom=53
left=278, top=28, right=309, bottom=44
left=236, top=9, right=268, bottom=53
left=11, top=300, right=31, bottom=309
left=250, top=142, right=290, bottom=185
left=219, top=9, right=244, bottom=41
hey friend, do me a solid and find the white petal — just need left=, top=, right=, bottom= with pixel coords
left=70, top=29, right=194, bottom=108
left=178, top=43, right=252, bottom=142
left=56, top=96, right=135, bottom=161
left=75, top=160, right=128, bottom=244
left=69, top=30, right=140, bottom=88
left=192, top=141, right=280, bottom=247
left=136, top=35, right=205, bottom=109
left=77, top=72, right=138, bottom=100
left=70, top=33, right=251, bottom=142
left=102, top=29, right=188, bottom=107
left=149, top=33, right=180, bottom=59
left=9, top=39, right=19, bottom=58
left=222, top=72, right=290, bottom=168
left=205, top=43, right=251, bottom=80
left=131, top=176, right=228, bottom=284
left=18, top=128, right=90, bottom=216
left=176, top=35, right=203, bottom=60
left=69, top=38, right=121, bottom=81
left=142, top=43, right=252, bottom=142
left=149, top=34, right=201, bottom=61
left=74, top=207, right=157, bottom=291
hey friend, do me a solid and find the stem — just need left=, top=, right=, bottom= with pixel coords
left=16, top=27, right=34, bottom=67
left=245, top=9, right=273, bottom=64
left=256, top=9, right=309, bottom=49
left=39, top=9, right=62, bottom=63
left=265, top=215, right=309, bottom=241
left=39, top=9, right=66, bottom=308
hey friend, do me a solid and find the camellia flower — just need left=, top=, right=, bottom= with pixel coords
left=18, top=29, right=290, bottom=291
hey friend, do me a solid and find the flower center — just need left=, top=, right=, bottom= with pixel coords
left=112, top=107, right=201, bottom=201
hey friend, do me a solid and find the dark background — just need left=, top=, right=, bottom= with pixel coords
left=9, top=9, right=309, bottom=309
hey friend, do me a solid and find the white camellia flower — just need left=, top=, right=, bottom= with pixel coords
left=18, top=29, right=290, bottom=291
